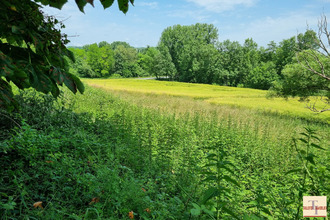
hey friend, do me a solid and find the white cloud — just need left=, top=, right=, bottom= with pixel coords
left=219, top=10, right=325, bottom=46
left=186, top=0, right=258, bottom=12
left=137, top=2, right=158, bottom=9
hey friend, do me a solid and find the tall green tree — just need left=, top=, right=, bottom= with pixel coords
left=270, top=19, right=329, bottom=113
left=113, top=45, right=141, bottom=77
left=158, top=23, right=219, bottom=82
left=153, top=46, right=177, bottom=79
left=85, top=43, right=115, bottom=77
left=274, top=36, right=297, bottom=75
left=137, top=47, right=160, bottom=76
left=216, top=40, right=245, bottom=86
left=271, top=51, right=329, bottom=99
left=0, top=0, right=133, bottom=110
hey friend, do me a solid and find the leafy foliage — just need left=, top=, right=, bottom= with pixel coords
left=0, top=0, right=133, bottom=110
left=270, top=50, right=330, bottom=99
left=0, top=84, right=329, bottom=219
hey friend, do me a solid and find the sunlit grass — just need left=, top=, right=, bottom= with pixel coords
left=84, top=78, right=330, bottom=123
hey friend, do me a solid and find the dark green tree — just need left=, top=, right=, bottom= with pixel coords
left=154, top=46, right=177, bottom=79
left=270, top=17, right=329, bottom=113
left=85, top=43, right=115, bottom=77
left=216, top=40, right=245, bottom=86
left=0, top=0, right=133, bottom=110
left=274, top=36, right=297, bottom=75
left=137, top=47, right=160, bottom=76
left=113, top=45, right=141, bottom=77
left=158, top=23, right=219, bottom=82
left=244, top=61, right=278, bottom=90
left=110, top=41, right=132, bottom=50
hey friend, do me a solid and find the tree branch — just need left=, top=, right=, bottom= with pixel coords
left=296, top=50, right=330, bottom=81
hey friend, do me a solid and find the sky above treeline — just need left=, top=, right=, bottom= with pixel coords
left=42, top=0, right=330, bottom=48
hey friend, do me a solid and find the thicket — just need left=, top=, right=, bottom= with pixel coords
left=1, top=86, right=329, bottom=219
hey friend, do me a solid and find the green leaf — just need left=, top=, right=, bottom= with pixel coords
left=70, top=73, right=85, bottom=94
left=190, top=208, right=201, bottom=216
left=65, top=49, right=76, bottom=63
left=62, top=72, right=77, bottom=93
left=203, top=175, right=217, bottom=182
left=222, top=206, right=239, bottom=219
left=247, top=200, right=258, bottom=207
left=299, top=132, right=309, bottom=138
left=311, top=135, right=320, bottom=141
left=204, top=163, right=217, bottom=167
left=201, top=206, right=214, bottom=216
left=50, top=67, right=64, bottom=85
left=311, top=143, right=325, bottom=150
left=100, top=0, right=114, bottom=9
left=49, top=0, right=68, bottom=10
left=192, top=203, right=200, bottom=210
left=306, top=154, right=316, bottom=165
left=75, top=0, right=87, bottom=12
left=200, top=187, right=218, bottom=204
left=86, top=0, right=94, bottom=7
left=11, top=26, right=20, bottom=34
left=219, top=164, right=234, bottom=174
left=0, top=78, right=16, bottom=110
left=51, top=82, right=60, bottom=97
left=118, top=0, right=129, bottom=13
left=223, top=175, right=240, bottom=186
left=261, top=207, right=272, bottom=216
left=299, top=138, right=308, bottom=143
left=206, top=153, right=217, bottom=159
left=285, top=168, right=301, bottom=175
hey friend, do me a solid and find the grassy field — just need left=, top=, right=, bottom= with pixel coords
left=85, top=78, right=330, bottom=123
left=1, top=81, right=329, bottom=219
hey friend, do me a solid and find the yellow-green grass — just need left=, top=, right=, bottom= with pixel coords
left=84, top=78, right=330, bottom=123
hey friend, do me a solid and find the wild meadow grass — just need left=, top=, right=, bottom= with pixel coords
left=85, top=79, right=330, bottom=123
left=1, top=82, right=329, bottom=219
left=85, top=78, right=330, bottom=123
left=85, top=79, right=329, bottom=147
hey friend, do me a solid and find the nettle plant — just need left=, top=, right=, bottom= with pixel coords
left=286, top=127, right=329, bottom=220
left=191, top=136, right=240, bottom=220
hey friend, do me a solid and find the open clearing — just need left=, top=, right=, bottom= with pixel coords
left=85, top=78, right=330, bottom=123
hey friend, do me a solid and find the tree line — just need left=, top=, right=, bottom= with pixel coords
left=69, top=23, right=328, bottom=94
left=68, top=41, right=159, bottom=78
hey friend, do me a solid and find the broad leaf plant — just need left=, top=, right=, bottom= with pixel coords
left=0, top=0, right=134, bottom=110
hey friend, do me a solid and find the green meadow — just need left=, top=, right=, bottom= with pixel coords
left=1, top=80, right=329, bottom=219
left=86, top=78, right=330, bottom=123
left=2, top=1, right=330, bottom=219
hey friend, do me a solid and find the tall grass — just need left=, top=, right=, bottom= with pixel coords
left=85, top=78, right=330, bottom=123
left=89, top=85, right=329, bottom=148
left=1, top=84, right=329, bottom=219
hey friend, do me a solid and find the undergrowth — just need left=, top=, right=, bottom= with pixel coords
left=0, top=86, right=329, bottom=219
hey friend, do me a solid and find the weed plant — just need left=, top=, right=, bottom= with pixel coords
left=0, top=85, right=329, bottom=219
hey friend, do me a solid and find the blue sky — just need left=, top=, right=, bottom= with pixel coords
left=43, top=0, right=330, bottom=48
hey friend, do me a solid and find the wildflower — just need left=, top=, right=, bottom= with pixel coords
left=141, top=187, right=146, bottom=192
left=128, top=211, right=134, bottom=219
left=144, top=208, right=151, bottom=213
left=33, top=201, right=43, bottom=209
